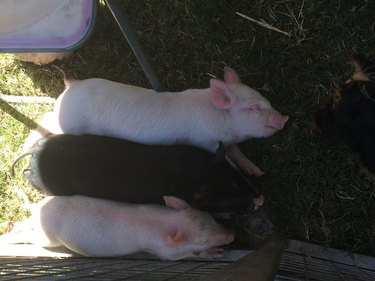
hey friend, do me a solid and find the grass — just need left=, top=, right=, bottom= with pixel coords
left=1, top=0, right=374, bottom=256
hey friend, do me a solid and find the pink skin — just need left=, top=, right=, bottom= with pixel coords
left=25, top=67, right=288, bottom=177
left=210, top=67, right=289, bottom=176
left=1, top=195, right=234, bottom=260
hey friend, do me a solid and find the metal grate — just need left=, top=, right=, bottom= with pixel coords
left=276, top=249, right=375, bottom=281
left=1, top=241, right=375, bottom=280
left=0, top=257, right=232, bottom=281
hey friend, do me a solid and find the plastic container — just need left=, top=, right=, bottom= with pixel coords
left=0, top=0, right=96, bottom=52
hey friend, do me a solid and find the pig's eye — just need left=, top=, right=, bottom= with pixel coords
left=242, top=107, right=261, bottom=113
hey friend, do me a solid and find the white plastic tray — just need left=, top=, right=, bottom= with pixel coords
left=0, top=0, right=96, bottom=52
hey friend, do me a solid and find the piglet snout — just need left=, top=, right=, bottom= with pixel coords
left=266, top=113, right=289, bottom=130
left=225, top=230, right=235, bottom=244
left=217, top=227, right=235, bottom=246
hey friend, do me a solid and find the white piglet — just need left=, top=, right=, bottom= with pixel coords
left=0, top=195, right=234, bottom=260
left=50, top=67, right=288, bottom=175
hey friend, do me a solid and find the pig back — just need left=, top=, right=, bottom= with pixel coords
left=26, top=134, right=259, bottom=213
left=29, top=134, right=215, bottom=204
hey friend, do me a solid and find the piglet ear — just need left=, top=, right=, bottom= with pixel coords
left=224, top=66, right=241, bottom=84
left=209, top=79, right=237, bottom=109
left=165, top=230, right=187, bottom=247
left=163, top=196, right=190, bottom=210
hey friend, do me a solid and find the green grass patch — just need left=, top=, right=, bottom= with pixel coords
left=0, top=1, right=374, bottom=256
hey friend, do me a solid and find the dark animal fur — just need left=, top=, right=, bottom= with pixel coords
left=12, top=134, right=261, bottom=214
left=313, top=54, right=375, bottom=173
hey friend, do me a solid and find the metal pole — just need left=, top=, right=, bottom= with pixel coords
left=105, top=0, right=163, bottom=92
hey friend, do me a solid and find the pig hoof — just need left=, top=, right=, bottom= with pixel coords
left=198, top=247, right=224, bottom=258
left=224, top=145, right=265, bottom=176
left=241, top=164, right=265, bottom=177
left=238, top=158, right=265, bottom=176
left=248, top=167, right=265, bottom=177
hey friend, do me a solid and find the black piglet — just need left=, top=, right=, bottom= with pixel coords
left=12, top=134, right=263, bottom=215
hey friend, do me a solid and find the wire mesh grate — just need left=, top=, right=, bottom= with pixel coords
left=1, top=241, right=375, bottom=280
left=0, top=257, right=232, bottom=281
left=276, top=251, right=375, bottom=281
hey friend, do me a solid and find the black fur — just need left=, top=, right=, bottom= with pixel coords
left=313, top=54, right=375, bottom=173
left=12, top=134, right=261, bottom=214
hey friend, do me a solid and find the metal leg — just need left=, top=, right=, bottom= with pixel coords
left=105, top=0, right=163, bottom=92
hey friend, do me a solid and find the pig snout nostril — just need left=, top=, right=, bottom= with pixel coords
left=273, top=115, right=289, bottom=130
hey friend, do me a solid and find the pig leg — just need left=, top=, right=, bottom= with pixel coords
left=22, top=112, right=62, bottom=150
left=196, top=247, right=224, bottom=258
left=225, top=144, right=265, bottom=176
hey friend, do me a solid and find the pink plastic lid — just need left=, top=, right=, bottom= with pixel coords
left=0, top=0, right=96, bottom=52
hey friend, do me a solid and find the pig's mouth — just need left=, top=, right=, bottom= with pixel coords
left=264, top=124, right=280, bottom=132
left=262, top=125, right=283, bottom=137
